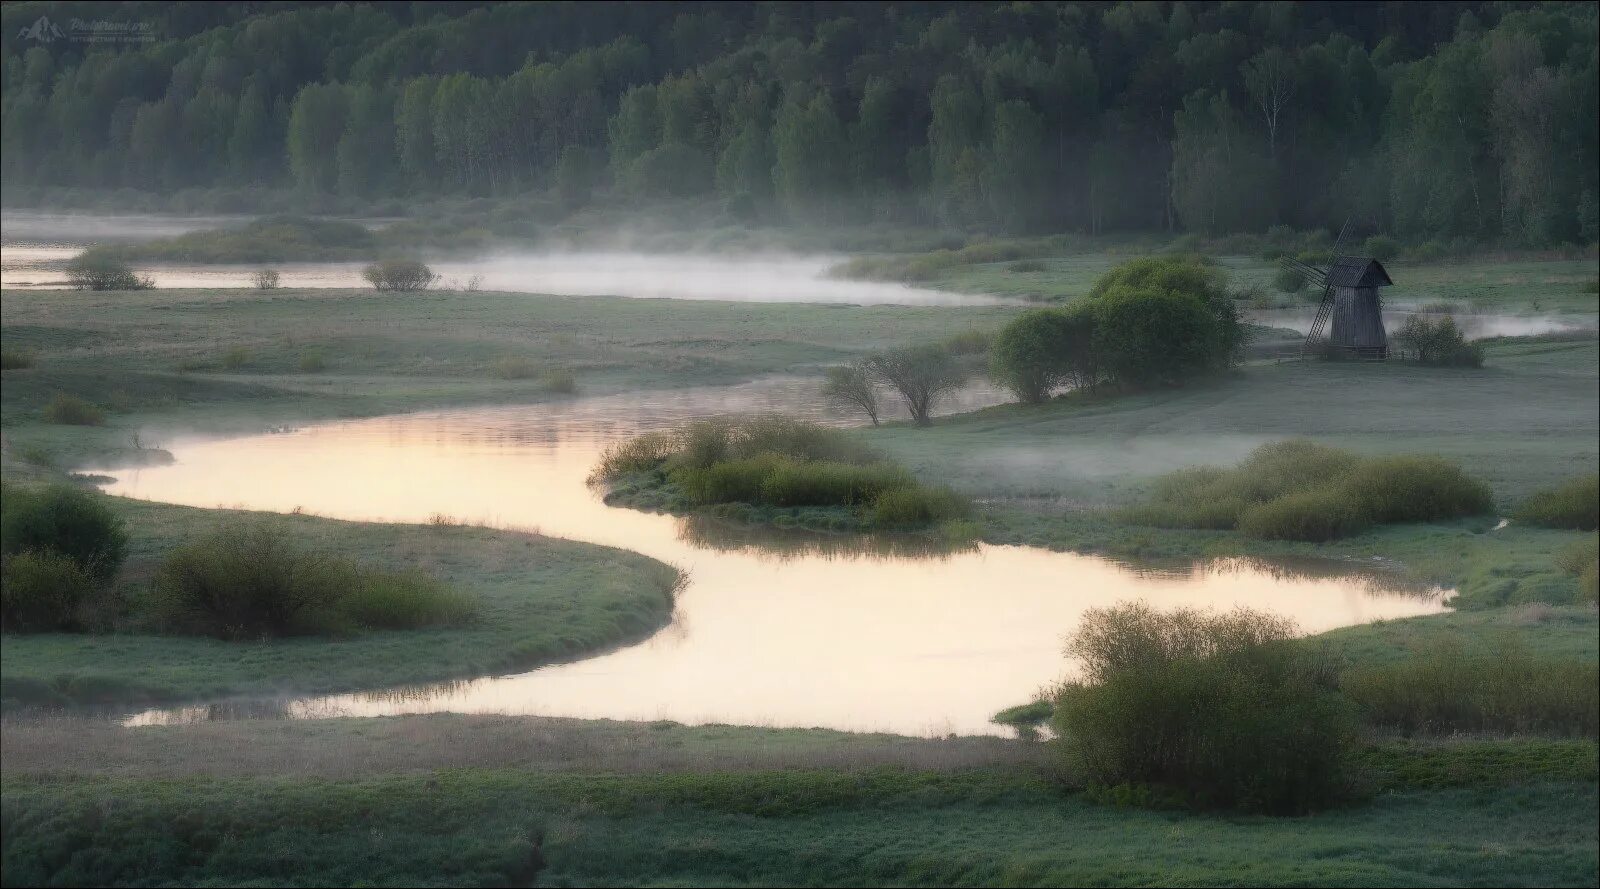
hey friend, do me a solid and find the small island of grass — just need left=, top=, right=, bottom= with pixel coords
left=592, top=416, right=975, bottom=537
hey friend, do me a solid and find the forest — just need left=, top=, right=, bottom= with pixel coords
left=2, top=1, right=1597, bottom=244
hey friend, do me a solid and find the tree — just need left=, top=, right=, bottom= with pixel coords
left=286, top=83, right=349, bottom=193
left=772, top=92, right=847, bottom=221
left=821, top=364, right=879, bottom=425
left=982, top=100, right=1051, bottom=233
left=1241, top=47, right=1298, bottom=162
left=990, top=309, right=1074, bottom=403
left=864, top=344, right=969, bottom=427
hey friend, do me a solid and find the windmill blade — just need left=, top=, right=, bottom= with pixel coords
left=1281, top=257, right=1327, bottom=287
left=1329, top=216, right=1353, bottom=258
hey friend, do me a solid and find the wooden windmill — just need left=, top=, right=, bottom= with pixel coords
left=1281, top=224, right=1393, bottom=360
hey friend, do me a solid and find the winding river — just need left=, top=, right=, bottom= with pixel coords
left=91, top=378, right=1447, bottom=736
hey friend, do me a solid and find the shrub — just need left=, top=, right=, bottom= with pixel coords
left=337, top=569, right=478, bottom=631
left=1008, top=259, right=1046, bottom=273
left=1363, top=234, right=1400, bottom=261
left=0, top=485, right=128, bottom=582
left=1394, top=315, right=1483, bottom=367
left=1052, top=604, right=1354, bottom=813
left=362, top=259, right=438, bottom=292
left=253, top=268, right=281, bottom=289
left=1, top=551, right=98, bottom=632
left=490, top=356, right=540, bottom=379
left=1338, top=456, right=1493, bottom=524
left=42, top=393, right=105, bottom=425
left=1272, top=266, right=1307, bottom=293
left=1128, top=441, right=1490, bottom=539
left=1342, top=641, right=1598, bottom=737
left=1090, top=286, right=1231, bottom=386
left=990, top=309, right=1074, bottom=403
left=591, top=431, right=677, bottom=480
left=1, top=349, right=36, bottom=370
left=540, top=369, right=577, bottom=394
left=220, top=347, right=251, bottom=370
left=1514, top=474, right=1599, bottom=530
left=1555, top=536, right=1598, bottom=602
left=1238, top=488, right=1373, bottom=541
left=869, top=486, right=971, bottom=529
left=64, top=252, right=153, bottom=290
left=298, top=350, right=327, bottom=373
left=150, top=525, right=472, bottom=639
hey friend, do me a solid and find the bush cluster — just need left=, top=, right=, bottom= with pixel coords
left=1126, top=440, right=1492, bottom=541
left=1555, top=536, right=1598, bottom=602
left=149, top=525, right=475, bottom=639
left=1, top=485, right=128, bottom=632
left=1393, top=315, right=1484, bottom=367
left=592, top=416, right=968, bottom=531
left=1342, top=641, right=1598, bottom=737
left=42, top=393, right=105, bottom=426
left=1513, top=474, right=1599, bottom=531
left=64, top=252, right=154, bottom=290
left=989, top=256, right=1242, bottom=402
left=1051, top=604, right=1354, bottom=814
left=362, top=259, right=439, bottom=292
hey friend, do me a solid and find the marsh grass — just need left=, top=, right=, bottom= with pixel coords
left=1, top=349, right=36, bottom=370
left=41, top=393, right=105, bottom=426
left=1125, top=440, right=1492, bottom=541
left=1514, top=474, right=1599, bottom=530
left=1342, top=641, right=1599, bottom=737
left=149, top=525, right=474, bottom=639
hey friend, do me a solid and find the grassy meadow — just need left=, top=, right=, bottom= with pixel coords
left=2, top=717, right=1595, bottom=887
left=1, top=248, right=1596, bottom=886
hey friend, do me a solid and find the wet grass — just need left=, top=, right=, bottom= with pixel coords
left=2, top=744, right=1594, bottom=887
left=0, top=497, right=680, bottom=708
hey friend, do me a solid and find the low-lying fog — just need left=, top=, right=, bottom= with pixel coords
left=1249, top=306, right=1597, bottom=340
left=1, top=211, right=1007, bottom=306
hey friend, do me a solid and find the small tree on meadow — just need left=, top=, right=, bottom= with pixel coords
left=821, top=364, right=880, bottom=425
left=362, top=259, right=439, bottom=292
left=863, top=344, right=968, bottom=427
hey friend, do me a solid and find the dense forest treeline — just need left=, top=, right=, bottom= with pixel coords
left=2, top=1, right=1596, bottom=245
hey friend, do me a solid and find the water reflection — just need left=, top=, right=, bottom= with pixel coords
left=676, top=513, right=979, bottom=563
left=98, top=378, right=1447, bottom=736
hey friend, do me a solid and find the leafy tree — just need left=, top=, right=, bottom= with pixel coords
left=821, top=364, right=880, bottom=425
left=864, top=344, right=969, bottom=427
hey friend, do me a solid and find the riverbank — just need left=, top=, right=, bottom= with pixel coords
left=0, top=496, right=681, bottom=708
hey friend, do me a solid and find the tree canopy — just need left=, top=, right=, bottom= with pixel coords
left=4, top=1, right=1595, bottom=245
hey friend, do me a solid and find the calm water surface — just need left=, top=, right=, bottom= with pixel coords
left=94, top=379, right=1446, bottom=736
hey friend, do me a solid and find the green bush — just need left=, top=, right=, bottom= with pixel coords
left=540, top=369, right=578, bottom=394
left=1338, top=456, right=1493, bottom=524
left=1394, top=315, right=1483, bottom=367
left=0, top=485, right=128, bottom=582
left=298, top=350, right=328, bottom=373
left=1514, top=474, right=1599, bottom=530
left=1, top=551, right=98, bottom=633
left=150, top=525, right=473, bottom=639
left=869, top=486, right=971, bottom=529
left=1363, top=234, right=1400, bottom=261
left=990, top=309, right=1076, bottom=403
left=1, top=349, right=36, bottom=370
left=1128, top=441, right=1490, bottom=540
left=64, top=251, right=153, bottom=290
left=1052, top=604, right=1355, bottom=813
left=1555, top=536, right=1598, bottom=602
left=362, top=259, right=438, bottom=292
left=42, top=393, right=105, bottom=426
left=1238, top=489, right=1372, bottom=542
left=1342, top=642, right=1598, bottom=737
left=759, top=460, right=912, bottom=508
left=1008, top=259, right=1046, bottom=273
left=1272, top=266, right=1306, bottom=293
left=672, top=453, right=790, bottom=504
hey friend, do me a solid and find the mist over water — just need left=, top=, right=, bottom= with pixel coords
left=1, top=210, right=1009, bottom=306
left=1249, top=306, right=1597, bottom=340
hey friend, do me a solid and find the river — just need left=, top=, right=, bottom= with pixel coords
left=90, top=378, right=1446, bottom=736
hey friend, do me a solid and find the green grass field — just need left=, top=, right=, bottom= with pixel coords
left=2, top=724, right=1595, bottom=887
left=2, top=257, right=1597, bottom=886
left=0, top=497, right=680, bottom=707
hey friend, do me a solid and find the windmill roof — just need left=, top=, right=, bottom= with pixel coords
left=1325, top=256, right=1393, bottom=288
